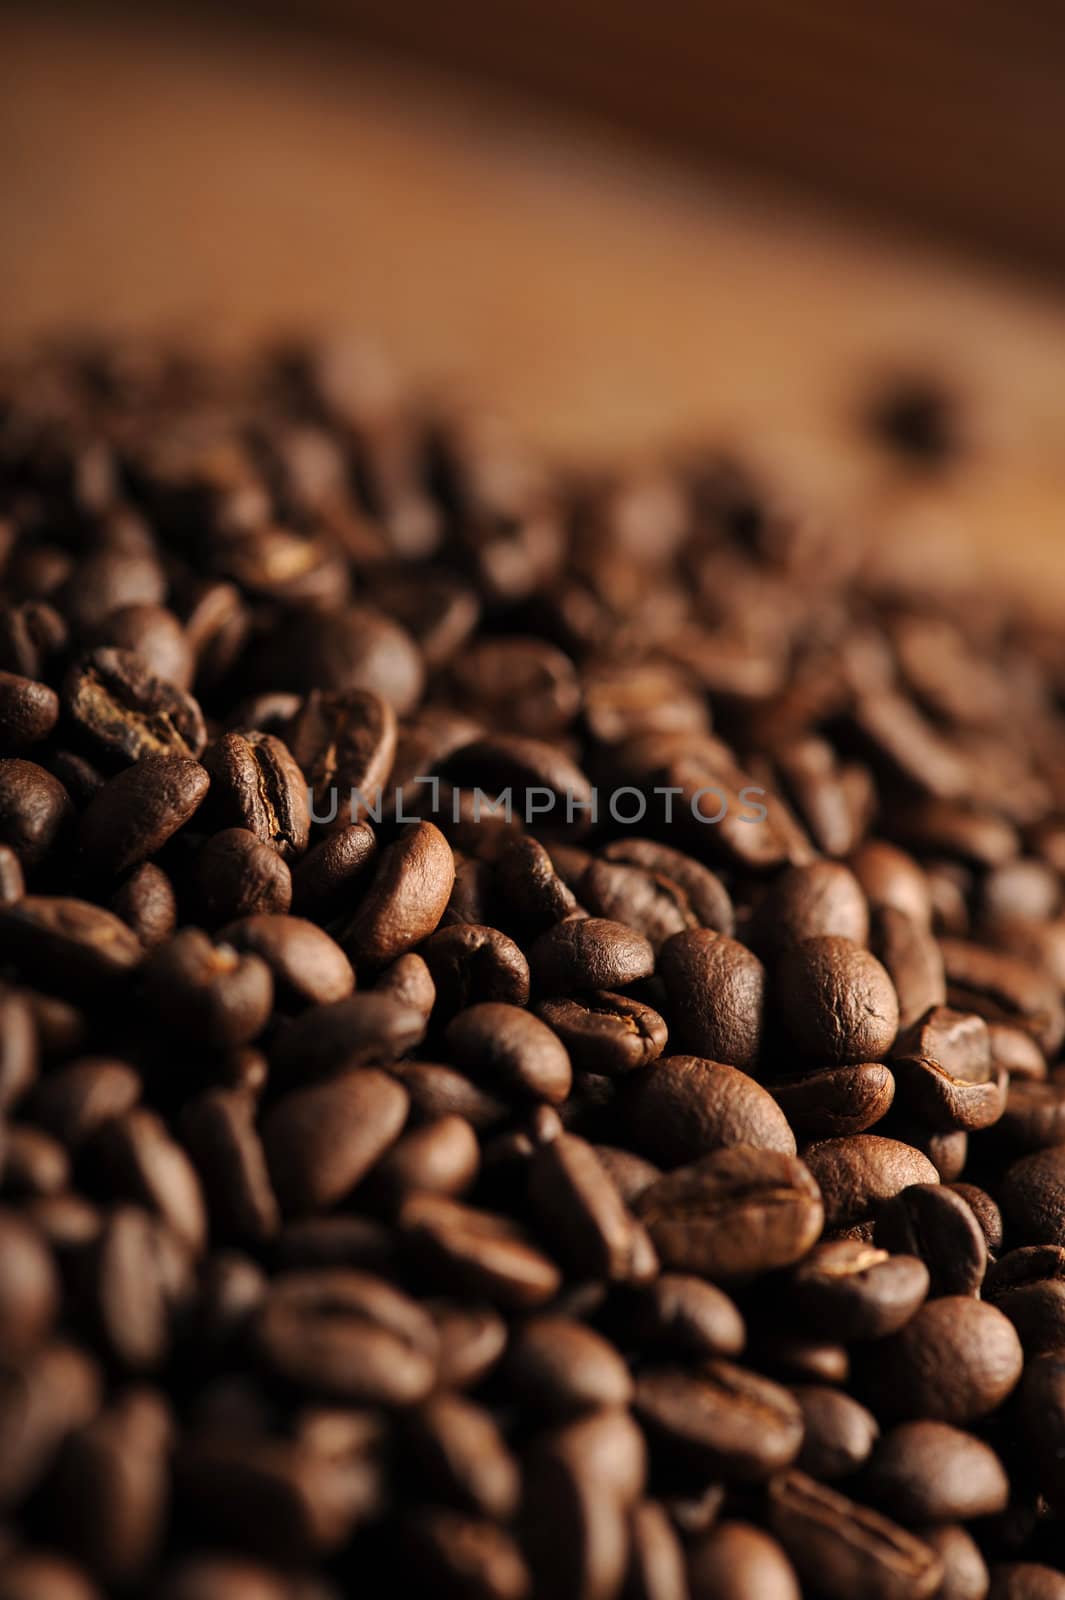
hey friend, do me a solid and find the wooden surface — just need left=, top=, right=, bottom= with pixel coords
left=2, top=6, right=1065, bottom=610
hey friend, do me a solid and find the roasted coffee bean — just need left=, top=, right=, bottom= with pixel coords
left=774, top=937, right=899, bottom=1063
left=289, top=820, right=377, bottom=921
left=203, top=731, right=310, bottom=860
left=193, top=828, right=293, bottom=924
left=803, top=1136, right=940, bottom=1229
left=89, top=1206, right=194, bottom=1371
left=64, top=648, right=206, bottom=763
left=374, top=950, right=436, bottom=1016
left=403, top=1391, right=520, bottom=1519
left=769, top=1062, right=895, bottom=1139
left=850, top=839, right=934, bottom=927
left=181, top=1088, right=280, bottom=1245
left=110, top=861, right=178, bottom=947
left=142, top=928, right=273, bottom=1048
left=504, top=1315, right=632, bottom=1416
left=399, top=1193, right=562, bottom=1309
left=622, top=1056, right=796, bottom=1166
left=939, top=938, right=1065, bottom=1056
left=269, top=992, right=426, bottom=1083
left=984, top=1246, right=1065, bottom=1353
left=0, top=842, right=25, bottom=904
left=420, top=923, right=531, bottom=1015
left=750, top=861, right=870, bottom=958
left=219, top=914, right=354, bottom=1007
left=576, top=858, right=696, bottom=952
left=686, top=1521, right=801, bottom=1600
left=871, top=906, right=947, bottom=1031
left=635, top=1145, right=823, bottom=1279
left=997, top=1078, right=1065, bottom=1150
left=921, top=1524, right=989, bottom=1600
left=793, top=1384, right=879, bottom=1481
left=784, top=1239, right=929, bottom=1340
left=446, top=1001, right=571, bottom=1104
left=863, top=1420, right=1009, bottom=1523
left=528, top=917, right=655, bottom=995
left=89, top=601, right=194, bottom=690
left=658, top=931, right=765, bottom=1070
left=495, top=835, right=578, bottom=933
left=536, top=991, right=667, bottom=1077
left=625, top=1499, right=688, bottom=1600
left=601, top=837, right=733, bottom=934
left=25, top=1056, right=141, bottom=1148
left=287, top=687, right=397, bottom=818
left=617, top=1272, right=745, bottom=1357
left=387, top=1059, right=508, bottom=1130
left=862, top=1298, right=1023, bottom=1423
left=1, top=1125, right=69, bottom=1195
left=372, top=1113, right=480, bottom=1202
left=252, top=1268, right=436, bottom=1405
left=403, top=1506, right=531, bottom=1600
left=0, top=988, right=37, bottom=1110
left=767, top=1470, right=943, bottom=1600
left=527, top=1131, right=648, bottom=1280
left=874, top=1183, right=987, bottom=1297
left=0, top=897, right=143, bottom=988
left=0, top=1210, right=60, bottom=1355
left=88, top=1106, right=208, bottom=1254
left=78, top=753, right=209, bottom=875
left=262, top=1069, right=409, bottom=1214
left=635, top=1359, right=802, bottom=1480
left=0, top=672, right=60, bottom=747
left=1001, top=1146, right=1065, bottom=1245
left=987, top=1564, right=1065, bottom=1600
left=891, top=1051, right=1006, bottom=1133
left=0, top=759, right=73, bottom=870
left=342, top=821, right=455, bottom=966
left=261, top=605, right=424, bottom=714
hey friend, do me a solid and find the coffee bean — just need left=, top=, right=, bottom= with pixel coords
left=446, top=1002, right=571, bottom=1104
left=143, top=929, right=273, bottom=1048
left=203, top=731, right=310, bottom=860
left=25, top=1057, right=141, bottom=1148
left=939, top=938, right=1065, bottom=1056
left=793, top=1384, right=879, bottom=1481
left=635, top=1146, right=823, bottom=1279
left=862, top=1298, right=1023, bottom=1423
left=625, top=1500, right=688, bottom=1600
left=768, top=1470, right=943, bottom=1600
left=863, top=1420, right=1009, bottom=1523
left=110, top=861, right=178, bottom=947
left=90, top=602, right=194, bottom=690
left=600, top=838, right=733, bottom=934
left=687, top=1521, right=800, bottom=1600
left=0, top=989, right=37, bottom=1111
left=371, top=1113, right=480, bottom=1202
left=890, top=1052, right=1007, bottom=1133
left=403, top=1391, right=520, bottom=1519
left=399, top=1193, right=561, bottom=1309
left=78, top=754, right=209, bottom=875
left=495, top=836, right=578, bottom=933
left=386, top=1060, right=508, bottom=1130
left=874, top=1183, right=987, bottom=1297
left=269, top=992, right=426, bottom=1083
left=622, top=1056, right=796, bottom=1166
left=871, top=906, right=947, bottom=1031
left=774, top=937, right=899, bottom=1064
left=287, top=686, right=397, bottom=819
left=988, top=1564, right=1065, bottom=1600
left=803, top=1136, right=940, bottom=1229
left=750, top=861, right=870, bottom=958
left=504, top=1315, right=632, bottom=1415
left=536, top=992, right=667, bottom=1076
left=89, top=1206, right=194, bottom=1371
left=0, top=897, right=143, bottom=988
left=784, top=1239, right=929, bottom=1339
left=0, top=843, right=25, bottom=904
left=635, top=1359, right=802, bottom=1480
left=2, top=1125, right=69, bottom=1196
left=850, top=840, right=934, bottom=927
left=658, top=931, right=765, bottom=1070
left=404, top=1506, right=531, bottom=1600
left=64, top=648, right=206, bottom=763
left=0, top=1555, right=103, bottom=1600
left=0, top=760, right=73, bottom=870
left=1001, top=1147, right=1065, bottom=1245
left=528, top=918, right=655, bottom=995
left=577, top=859, right=697, bottom=952
left=616, top=1272, right=745, bottom=1357
left=88, top=1107, right=207, bottom=1255
left=921, top=1524, right=988, bottom=1600
left=343, top=821, right=455, bottom=966
left=0, top=672, right=59, bottom=748
left=262, top=1069, right=409, bottom=1214
left=0, top=1210, right=60, bottom=1356
left=527, top=1132, right=648, bottom=1280
left=262, top=606, right=424, bottom=714
left=984, top=1246, right=1065, bottom=1353
left=421, top=924, right=531, bottom=1015
left=770, top=1062, right=895, bottom=1140
left=181, top=1089, right=280, bottom=1245
left=289, top=821, right=377, bottom=921
left=219, top=914, right=354, bottom=1007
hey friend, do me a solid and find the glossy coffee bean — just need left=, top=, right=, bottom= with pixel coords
left=874, top=1183, right=987, bottom=1297
left=622, top=1056, right=796, bottom=1166
left=803, top=1136, right=940, bottom=1229
left=768, top=1470, right=943, bottom=1600
left=78, top=754, right=209, bottom=875
left=793, top=1384, right=879, bottom=1481
left=862, top=1420, right=1009, bottom=1523
left=203, top=731, right=310, bottom=860
left=262, top=1069, right=409, bottom=1214
left=774, top=937, right=899, bottom=1064
left=634, top=1359, right=803, bottom=1480
left=658, top=930, right=765, bottom=1070
left=862, top=1298, right=1023, bottom=1423
left=446, top=1002, right=571, bottom=1104
left=193, top=829, right=293, bottom=923
left=528, top=917, right=655, bottom=995
left=342, top=821, right=455, bottom=967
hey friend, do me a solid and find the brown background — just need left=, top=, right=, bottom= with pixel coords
left=2, top=5, right=1065, bottom=608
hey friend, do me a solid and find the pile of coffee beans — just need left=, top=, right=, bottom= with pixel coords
left=1, top=338, right=1065, bottom=1600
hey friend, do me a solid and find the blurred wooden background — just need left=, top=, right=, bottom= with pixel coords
left=2, top=4, right=1065, bottom=608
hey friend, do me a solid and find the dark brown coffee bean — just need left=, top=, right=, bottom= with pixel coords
left=193, top=829, right=293, bottom=924
left=863, top=1298, right=1023, bottom=1423
left=89, top=1107, right=207, bottom=1255
left=403, top=1506, right=531, bottom=1600
left=529, top=918, right=655, bottom=995
left=64, top=648, right=206, bottom=763
left=0, top=843, right=26, bottom=904
left=984, top=1246, right=1065, bottom=1353
left=142, top=929, right=273, bottom=1048
left=289, top=821, right=377, bottom=921
left=90, top=1206, right=194, bottom=1371
left=387, top=1060, right=508, bottom=1130
left=287, top=687, right=397, bottom=818
left=110, top=861, right=178, bottom=948
left=374, top=951, right=436, bottom=1018
left=0, top=989, right=37, bottom=1111
left=750, top=861, right=870, bottom=959
left=658, top=931, right=765, bottom=1071
left=262, top=1068, right=409, bottom=1214
left=0, top=897, right=143, bottom=988
left=920, top=1524, right=988, bottom=1600
left=536, top=992, right=667, bottom=1077
left=269, top=993, right=426, bottom=1083
left=505, top=1315, right=632, bottom=1416
left=874, top=1184, right=987, bottom=1297
left=939, top=938, right=1065, bottom=1056
left=803, top=1136, right=940, bottom=1229
left=0, top=760, right=73, bottom=870
left=635, top=1146, right=823, bottom=1280
left=421, top=924, right=530, bottom=1015
left=372, top=1113, right=480, bottom=1202
left=988, top=1564, right=1065, bottom=1600
left=622, top=1056, right=796, bottom=1166
left=891, top=1052, right=1006, bottom=1134
left=998, top=1078, right=1065, bottom=1151
left=527, top=1132, right=648, bottom=1281
left=784, top=1239, right=929, bottom=1340
left=403, top=1391, right=520, bottom=1519
left=263, top=606, right=424, bottom=714
left=770, top=1062, right=895, bottom=1139
left=203, top=731, right=310, bottom=860
left=181, top=1088, right=280, bottom=1245
left=617, top=1272, right=745, bottom=1357
left=446, top=1002, right=571, bottom=1104
left=0, top=1210, right=60, bottom=1356
left=626, top=1500, right=688, bottom=1600
left=767, top=1469, right=943, bottom=1600
left=774, top=937, right=899, bottom=1064
left=577, top=859, right=697, bottom=953
left=850, top=840, right=933, bottom=927
left=252, top=1268, right=436, bottom=1405
left=1, top=1126, right=69, bottom=1196
left=431, top=1302, right=508, bottom=1390
left=793, top=1385, right=879, bottom=1481
left=863, top=1420, right=1009, bottom=1523
left=871, top=906, right=947, bottom=1031
left=78, top=754, right=209, bottom=874
left=0, top=673, right=59, bottom=748
left=687, top=1521, right=800, bottom=1600
left=219, top=914, right=354, bottom=1008
left=343, top=821, right=455, bottom=966
left=89, top=601, right=194, bottom=690
left=635, top=1359, right=802, bottom=1481
left=399, top=1193, right=561, bottom=1309
left=495, top=836, right=578, bottom=933
left=601, top=837, right=733, bottom=934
